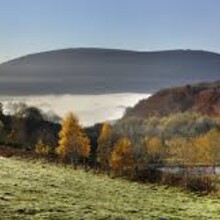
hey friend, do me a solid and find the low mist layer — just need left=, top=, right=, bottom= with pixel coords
left=0, top=93, right=150, bottom=126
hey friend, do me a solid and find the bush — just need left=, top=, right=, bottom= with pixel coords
left=186, top=174, right=216, bottom=193
left=161, top=173, right=184, bottom=187
left=161, top=172, right=216, bottom=193
left=35, top=140, right=53, bottom=156
left=134, top=167, right=162, bottom=183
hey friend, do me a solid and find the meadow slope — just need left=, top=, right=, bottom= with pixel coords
left=0, top=157, right=220, bottom=219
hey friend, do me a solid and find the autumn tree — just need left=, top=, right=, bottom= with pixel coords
left=144, top=136, right=163, bottom=164
left=167, top=132, right=220, bottom=173
left=97, top=123, right=113, bottom=172
left=192, top=135, right=211, bottom=165
left=193, top=129, right=220, bottom=173
left=56, top=113, right=90, bottom=167
left=35, top=140, right=52, bottom=156
left=132, top=142, right=149, bottom=176
left=110, top=137, right=134, bottom=177
left=167, top=137, right=196, bottom=166
left=206, top=129, right=220, bottom=173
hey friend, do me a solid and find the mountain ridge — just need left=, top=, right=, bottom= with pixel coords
left=0, top=48, right=220, bottom=95
left=2, top=48, right=220, bottom=66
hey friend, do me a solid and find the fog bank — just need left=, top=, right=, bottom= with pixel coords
left=0, top=93, right=150, bottom=126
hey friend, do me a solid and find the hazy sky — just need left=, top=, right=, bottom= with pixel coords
left=1, top=0, right=220, bottom=63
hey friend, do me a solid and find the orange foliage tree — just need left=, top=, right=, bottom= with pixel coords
left=110, top=137, right=134, bottom=176
left=56, top=113, right=90, bottom=167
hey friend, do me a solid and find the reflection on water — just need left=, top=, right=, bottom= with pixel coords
left=159, top=166, right=218, bottom=175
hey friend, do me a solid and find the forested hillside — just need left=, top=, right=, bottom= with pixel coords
left=124, top=81, right=220, bottom=119
left=0, top=81, right=220, bottom=194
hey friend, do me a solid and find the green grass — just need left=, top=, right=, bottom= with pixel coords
left=0, top=157, right=220, bottom=220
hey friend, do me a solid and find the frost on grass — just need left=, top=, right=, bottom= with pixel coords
left=0, top=157, right=219, bottom=219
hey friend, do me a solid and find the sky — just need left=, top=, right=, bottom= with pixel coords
left=0, top=0, right=220, bottom=63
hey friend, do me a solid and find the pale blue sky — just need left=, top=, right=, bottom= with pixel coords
left=0, top=0, right=220, bottom=63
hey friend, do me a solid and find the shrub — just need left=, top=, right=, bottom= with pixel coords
left=134, top=167, right=162, bottom=183
left=161, top=172, right=216, bottom=193
left=161, top=173, right=184, bottom=187
left=35, top=140, right=52, bottom=156
left=186, top=174, right=216, bottom=193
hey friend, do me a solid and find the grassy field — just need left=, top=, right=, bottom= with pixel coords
left=0, top=157, right=220, bottom=220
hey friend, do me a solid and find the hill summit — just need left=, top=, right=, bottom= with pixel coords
left=0, top=48, right=220, bottom=94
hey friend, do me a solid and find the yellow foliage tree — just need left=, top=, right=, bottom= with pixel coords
left=167, top=137, right=195, bottom=166
left=97, top=123, right=113, bottom=172
left=193, top=129, right=220, bottom=172
left=35, top=140, right=52, bottom=156
left=110, top=137, right=134, bottom=176
left=192, top=135, right=211, bottom=165
left=206, top=129, right=220, bottom=168
left=56, top=113, right=90, bottom=167
left=143, top=136, right=162, bottom=164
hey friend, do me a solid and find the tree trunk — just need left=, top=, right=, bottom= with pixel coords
left=213, top=163, right=216, bottom=175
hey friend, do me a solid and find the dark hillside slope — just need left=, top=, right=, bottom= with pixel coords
left=0, top=48, right=220, bottom=94
left=124, top=81, right=220, bottom=118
